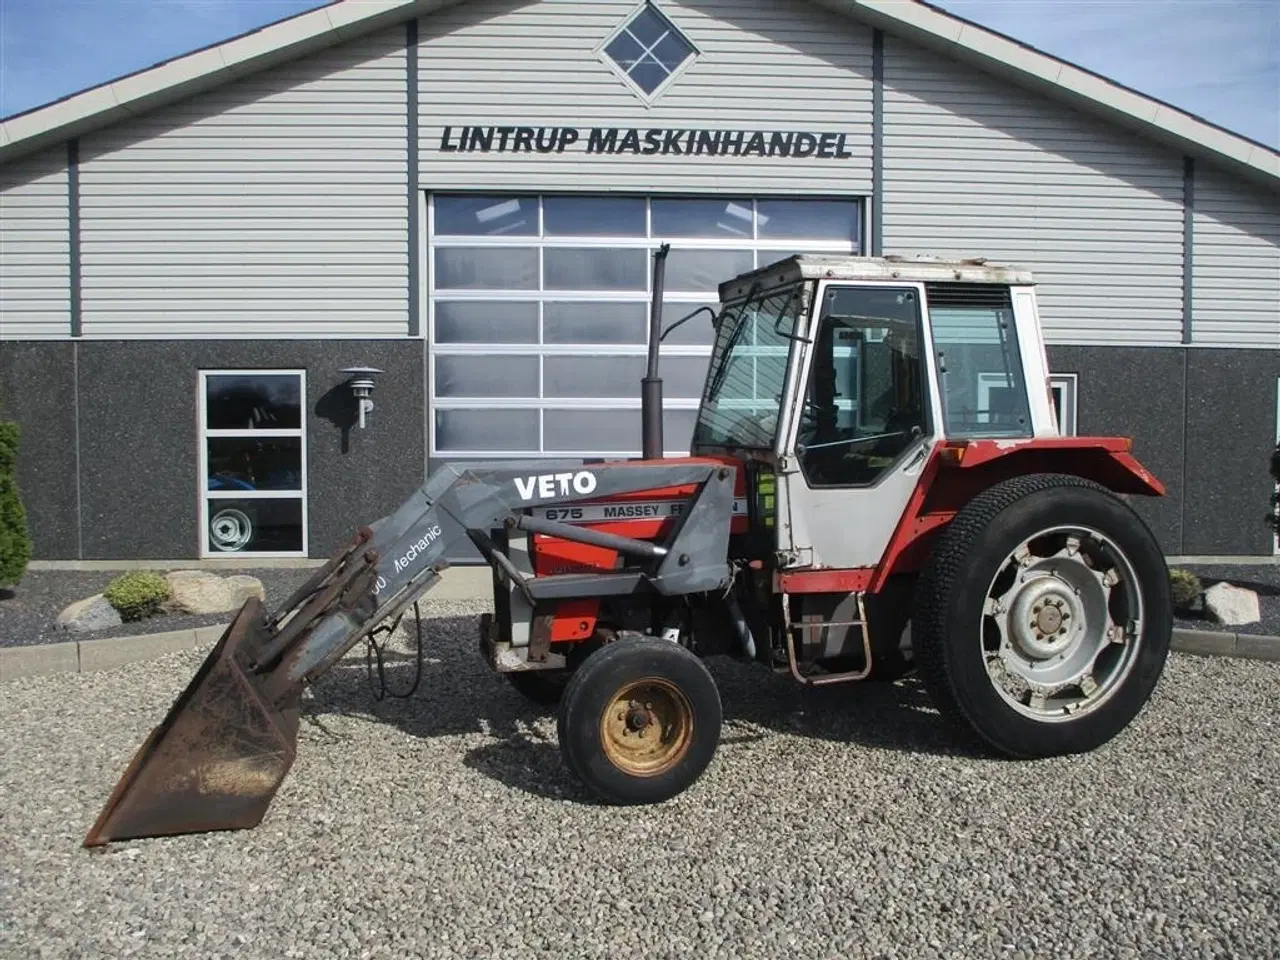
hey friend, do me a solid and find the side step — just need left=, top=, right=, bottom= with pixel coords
left=780, top=591, right=875, bottom=686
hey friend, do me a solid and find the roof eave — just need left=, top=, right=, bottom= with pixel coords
left=816, top=0, right=1280, bottom=193
left=0, top=0, right=452, bottom=164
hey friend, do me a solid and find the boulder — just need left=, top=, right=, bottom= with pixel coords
left=56, top=594, right=123, bottom=633
left=164, top=570, right=266, bottom=615
left=1203, top=582, right=1260, bottom=626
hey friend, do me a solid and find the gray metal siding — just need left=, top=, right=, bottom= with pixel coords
left=76, top=27, right=408, bottom=340
left=416, top=0, right=874, bottom=193
left=882, top=36, right=1186, bottom=346
left=0, top=147, right=70, bottom=339
left=1191, top=165, right=1280, bottom=348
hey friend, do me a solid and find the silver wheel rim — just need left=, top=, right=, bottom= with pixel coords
left=209, top=508, right=253, bottom=552
left=980, top=524, right=1144, bottom=722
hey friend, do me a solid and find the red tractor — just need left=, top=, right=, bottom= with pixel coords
left=85, top=249, right=1171, bottom=846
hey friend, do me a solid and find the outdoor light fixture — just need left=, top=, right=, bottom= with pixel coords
left=342, top=366, right=384, bottom=430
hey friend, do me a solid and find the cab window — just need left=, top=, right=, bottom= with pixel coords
left=925, top=282, right=1034, bottom=438
left=796, top=285, right=929, bottom=487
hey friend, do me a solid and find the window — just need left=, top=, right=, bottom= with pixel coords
left=795, top=285, right=928, bottom=487
left=1049, top=373, right=1078, bottom=436
left=599, top=1, right=699, bottom=100
left=926, top=283, right=1033, bottom=440
left=198, top=371, right=307, bottom=557
left=429, top=193, right=863, bottom=460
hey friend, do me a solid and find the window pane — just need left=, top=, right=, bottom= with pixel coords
left=629, top=57, right=670, bottom=95
left=206, top=497, right=302, bottom=554
left=435, top=409, right=539, bottom=452
left=659, top=301, right=718, bottom=345
left=664, top=408, right=699, bottom=451
left=434, top=247, right=539, bottom=290
left=652, top=198, right=755, bottom=239
left=544, top=410, right=639, bottom=453
left=543, top=196, right=646, bottom=237
left=545, top=356, right=644, bottom=398
left=207, top=437, right=302, bottom=492
left=205, top=374, right=301, bottom=430
left=659, top=356, right=713, bottom=398
left=627, top=6, right=672, bottom=46
left=756, top=199, right=862, bottom=246
left=435, top=301, right=539, bottom=344
left=930, top=295, right=1033, bottom=439
left=434, top=195, right=538, bottom=236
left=544, top=247, right=647, bottom=291
left=434, top=355, right=539, bottom=398
left=665, top=248, right=754, bottom=292
left=544, top=301, right=646, bottom=345
left=795, top=285, right=927, bottom=486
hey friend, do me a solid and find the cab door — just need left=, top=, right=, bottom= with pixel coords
left=773, top=280, right=941, bottom=570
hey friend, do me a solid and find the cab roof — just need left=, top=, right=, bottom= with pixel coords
left=718, top=254, right=1036, bottom=301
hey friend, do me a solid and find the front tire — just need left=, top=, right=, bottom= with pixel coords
left=913, top=473, right=1171, bottom=759
left=557, top=636, right=722, bottom=805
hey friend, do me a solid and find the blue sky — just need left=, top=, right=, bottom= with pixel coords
left=0, top=0, right=1276, bottom=148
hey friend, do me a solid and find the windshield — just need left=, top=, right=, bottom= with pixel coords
left=692, top=283, right=807, bottom=449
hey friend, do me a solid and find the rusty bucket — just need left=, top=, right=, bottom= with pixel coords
left=83, top=597, right=301, bottom=847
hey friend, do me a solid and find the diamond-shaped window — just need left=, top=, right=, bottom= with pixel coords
left=602, top=3, right=697, bottom=98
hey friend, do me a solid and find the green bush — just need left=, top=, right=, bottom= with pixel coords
left=0, top=419, right=32, bottom=588
left=1169, top=568, right=1202, bottom=610
left=104, top=571, right=172, bottom=622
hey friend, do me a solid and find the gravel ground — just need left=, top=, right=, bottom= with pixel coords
left=0, top=568, right=318, bottom=647
left=1171, top=564, right=1280, bottom=636
left=1, top=599, right=1276, bottom=960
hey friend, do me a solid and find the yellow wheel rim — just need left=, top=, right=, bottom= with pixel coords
left=599, top=677, right=695, bottom=777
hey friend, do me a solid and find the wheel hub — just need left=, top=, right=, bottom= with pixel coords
left=600, top=679, right=693, bottom=778
left=981, top=525, right=1146, bottom=723
left=1008, top=576, right=1080, bottom=660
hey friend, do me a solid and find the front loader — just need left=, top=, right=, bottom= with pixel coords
left=85, top=248, right=1173, bottom=846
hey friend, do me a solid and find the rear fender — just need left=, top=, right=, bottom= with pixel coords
left=869, top=437, right=1164, bottom=590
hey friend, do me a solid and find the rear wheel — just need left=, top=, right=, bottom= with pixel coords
left=557, top=636, right=722, bottom=805
left=913, top=473, right=1171, bottom=759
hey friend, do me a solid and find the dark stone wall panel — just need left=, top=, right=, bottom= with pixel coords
left=76, top=340, right=425, bottom=560
left=0, top=342, right=79, bottom=560
left=1183, top=349, right=1280, bottom=556
left=1046, top=345, right=1186, bottom=555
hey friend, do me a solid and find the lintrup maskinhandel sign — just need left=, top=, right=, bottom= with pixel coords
left=438, top=125, right=857, bottom=159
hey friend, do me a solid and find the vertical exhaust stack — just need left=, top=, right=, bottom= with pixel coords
left=642, top=243, right=671, bottom=461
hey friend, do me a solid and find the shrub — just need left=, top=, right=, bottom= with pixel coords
left=1169, top=568, right=1202, bottom=610
left=104, top=571, right=172, bottom=622
left=0, top=419, right=32, bottom=588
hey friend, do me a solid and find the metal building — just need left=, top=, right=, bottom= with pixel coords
left=0, top=0, right=1277, bottom=564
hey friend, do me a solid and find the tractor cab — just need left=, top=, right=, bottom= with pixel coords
left=692, top=254, right=1061, bottom=571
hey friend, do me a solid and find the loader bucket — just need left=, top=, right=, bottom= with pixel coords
left=83, top=597, right=301, bottom=847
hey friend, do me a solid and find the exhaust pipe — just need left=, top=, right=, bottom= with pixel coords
left=642, top=243, right=671, bottom=461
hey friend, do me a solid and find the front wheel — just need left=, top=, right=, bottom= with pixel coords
left=556, top=636, right=722, bottom=805
left=913, top=473, right=1172, bottom=759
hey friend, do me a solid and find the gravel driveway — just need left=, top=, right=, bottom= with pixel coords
left=2, top=599, right=1277, bottom=960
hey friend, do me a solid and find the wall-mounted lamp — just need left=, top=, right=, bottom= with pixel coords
left=342, top=366, right=384, bottom=430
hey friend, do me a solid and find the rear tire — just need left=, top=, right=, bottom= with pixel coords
left=557, top=636, right=722, bottom=805
left=913, top=473, right=1171, bottom=759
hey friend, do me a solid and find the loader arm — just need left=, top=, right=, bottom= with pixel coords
left=84, top=457, right=738, bottom=846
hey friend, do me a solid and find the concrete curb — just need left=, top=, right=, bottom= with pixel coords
left=2, top=620, right=1278, bottom=682
left=0, top=623, right=228, bottom=682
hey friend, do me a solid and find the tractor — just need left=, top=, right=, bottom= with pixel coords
left=84, top=248, right=1172, bottom=846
